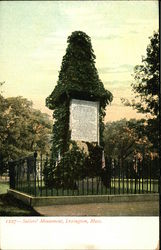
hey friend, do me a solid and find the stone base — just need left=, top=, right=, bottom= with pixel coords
left=8, top=189, right=159, bottom=207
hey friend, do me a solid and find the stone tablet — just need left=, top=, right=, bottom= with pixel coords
left=70, top=99, right=99, bottom=143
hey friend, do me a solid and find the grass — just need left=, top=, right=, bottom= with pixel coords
left=0, top=182, right=9, bottom=194
left=0, top=182, right=40, bottom=216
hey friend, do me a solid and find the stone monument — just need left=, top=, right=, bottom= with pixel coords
left=44, top=31, right=112, bottom=188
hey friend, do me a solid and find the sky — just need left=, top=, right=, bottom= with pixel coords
left=0, top=1, right=159, bottom=122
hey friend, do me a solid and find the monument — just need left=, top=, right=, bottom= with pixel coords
left=44, top=31, right=113, bottom=189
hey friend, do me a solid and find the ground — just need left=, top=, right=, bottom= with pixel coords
left=34, top=200, right=159, bottom=216
left=0, top=182, right=40, bottom=216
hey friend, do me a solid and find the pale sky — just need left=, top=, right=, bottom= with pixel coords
left=0, top=1, right=159, bottom=122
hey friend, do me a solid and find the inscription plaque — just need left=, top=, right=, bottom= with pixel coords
left=70, top=99, right=99, bottom=143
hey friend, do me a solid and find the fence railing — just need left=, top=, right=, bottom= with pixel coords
left=9, top=153, right=159, bottom=197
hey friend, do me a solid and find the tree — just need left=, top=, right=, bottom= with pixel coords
left=25, top=109, right=52, bottom=154
left=44, top=31, right=113, bottom=188
left=104, top=119, right=153, bottom=167
left=0, top=95, right=52, bottom=174
left=0, top=84, right=9, bottom=173
left=122, top=31, right=159, bottom=149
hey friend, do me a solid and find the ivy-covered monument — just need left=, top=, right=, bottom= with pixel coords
left=44, top=31, right=113, bottom=189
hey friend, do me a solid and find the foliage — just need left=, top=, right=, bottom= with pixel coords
left=85, top=143, right=102, bottom=178
left=43, top=142, right=86, bottom=189
left=103, top=119, right=154, bottom=166
left=46, top=31, right=113, bottom=160
left=43, top=141, right=105, bottom=189
left=46, top=31, right=112, bottom=110
left=44, top=31, right=113, bottom=188
left=50, top=102, right=70, bottom=160
left=122, top=31, right=159, bottom=148
left=0, top=93, right=8, bottom=173
left=0, top=94, right=52, bottom=174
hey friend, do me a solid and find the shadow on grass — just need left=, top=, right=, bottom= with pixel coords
left=0, top=193, right=41, bottom=216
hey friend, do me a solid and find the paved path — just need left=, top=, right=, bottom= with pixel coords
left=34, top=200, right=159, bottom=216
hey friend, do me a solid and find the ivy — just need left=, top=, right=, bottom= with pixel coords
left=44, top=31, right=113, bottom=188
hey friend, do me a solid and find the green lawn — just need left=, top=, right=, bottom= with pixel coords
left=0, top=182, right=9, bottom=194
left=0, top=182, right=40, bottom=216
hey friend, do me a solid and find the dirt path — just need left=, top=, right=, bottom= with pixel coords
left=34, top=200, right=159, bottom=216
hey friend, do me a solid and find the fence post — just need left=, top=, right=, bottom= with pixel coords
left=40, top=153, right=43, bottom=196
left=34, top=151, right=37, bottom=197
left=158, top=158, right=160, bottom=193
left=9, top=161, right=15, bottom=189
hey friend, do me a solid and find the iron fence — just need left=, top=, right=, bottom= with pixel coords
left=9, top=153, right=160, bottom=197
